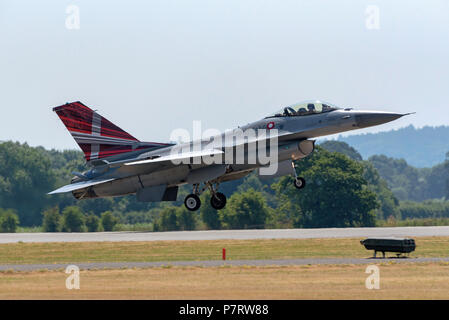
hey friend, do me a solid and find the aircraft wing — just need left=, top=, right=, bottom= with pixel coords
left=48, top=178, right=115, bottom=194
left=48, top=149, right=224, bottom=195
left=123, top=149, right=224, bottom=167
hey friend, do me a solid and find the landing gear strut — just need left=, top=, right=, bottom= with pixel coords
left=206, top=182, right=227, bottom=210
left=184, top=182, right=227, bottom=211
left=291, top=161, right=306, bottom=190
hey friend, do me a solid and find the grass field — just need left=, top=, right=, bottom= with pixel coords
left=1, top=263, right=449, bottom=299
left=1, top=237, right=449, bottom=264
left=1, top=236, right=449, bottom=299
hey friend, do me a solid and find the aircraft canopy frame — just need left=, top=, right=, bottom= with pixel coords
left=265, top=100, right=340, bottom=118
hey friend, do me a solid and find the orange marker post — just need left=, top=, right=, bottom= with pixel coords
left=222, top=248, right=226, bottom=260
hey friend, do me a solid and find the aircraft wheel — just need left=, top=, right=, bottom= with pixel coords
left=184, top=194, right=201, bottom=211
left=210, top=192, right=227, bottom=210
left=294, top=177, right=306, bottom=190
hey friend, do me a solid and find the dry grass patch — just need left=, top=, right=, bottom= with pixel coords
left=1, top=263, right=449, bottom=299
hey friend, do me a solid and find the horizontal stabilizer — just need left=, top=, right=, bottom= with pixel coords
left=48, top=178, right=115, bottom=194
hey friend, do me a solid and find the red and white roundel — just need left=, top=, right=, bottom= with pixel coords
left=267, top=121, right=275, bottom=130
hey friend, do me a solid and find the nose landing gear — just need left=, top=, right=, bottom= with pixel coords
left=293, top=177, right=306, bottom=189
left=291, top=161, right=306, bottom=190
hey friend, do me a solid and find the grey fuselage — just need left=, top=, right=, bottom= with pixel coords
left=72, top=107, right=404, bottom=200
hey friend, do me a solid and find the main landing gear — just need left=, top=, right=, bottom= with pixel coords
left=184, top=182, right=227, bottom=211
left=291, top=161, right=306, bottom=190
left=184, top=194, right=201, bottom=211
left=210, top=192, right=227, bottom=210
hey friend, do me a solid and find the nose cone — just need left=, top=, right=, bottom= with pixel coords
left=355, top=111, right=405, bottom=129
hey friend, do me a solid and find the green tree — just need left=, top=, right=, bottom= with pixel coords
left=219, top=189, right=269, bottom=229
left=62, top=206, right=85, bottom=232
left=237, top=172, right=278, bottom=208
left=78, top=198, right=116, bottom=216
left=362, top=161, right=400, bottom=219
left=0, top=208, right=20, bottom=233
left=177, top=207, right=196, bottom=231
left=42, top=207, right=61, bottom=232
left=368, top=155, right=422, bottom=201
left=319, top=142, right=399, bottom=219
left=320, top=141, right=363, bottom=161
left=269, top=185, right=303, bottom=228
left=273, top=147, right=378, bottom=228
left=85, top=214, right=100, bottom=232
left=399, top=200, right=449, bottom=219
left=0, top=142, right=56, bottom=226
left=122, top=211, right=153, bottom=224
left=200, top=192, right=221, bottom=230
left=446, top=151, right=449, bottom=200
left=101, top=211, right=119, bottom=231
left=155, top=207, right=179, bottom=231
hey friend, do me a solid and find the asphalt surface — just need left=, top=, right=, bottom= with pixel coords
left=2, top=226, right=449, bottom=243
left=1, top=257, right=448, bottom=272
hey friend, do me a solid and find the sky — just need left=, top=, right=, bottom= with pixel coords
left=0, top=0, right=448, bottom=150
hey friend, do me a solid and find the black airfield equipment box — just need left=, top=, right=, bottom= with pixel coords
left=360, top=237, right=416, bottom=258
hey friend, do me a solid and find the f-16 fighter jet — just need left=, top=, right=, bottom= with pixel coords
left=49, top=101, right=409, bottom=211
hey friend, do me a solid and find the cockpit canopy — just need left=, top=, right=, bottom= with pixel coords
left=266, top=100, right=340, bottom=118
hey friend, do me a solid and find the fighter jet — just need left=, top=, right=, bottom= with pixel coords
left=49, top=100, right=409, bottom=211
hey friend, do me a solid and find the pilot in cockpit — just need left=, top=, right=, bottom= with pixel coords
left=307, top=103, right=316, bottom=113
left=283, top=107, right=296, bottom=116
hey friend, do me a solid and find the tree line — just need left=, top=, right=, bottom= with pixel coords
left=321, top=141, right=449, bottom=202
left=0, top=140, right=448, bottom=232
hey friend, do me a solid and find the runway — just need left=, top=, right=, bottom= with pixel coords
left=1, top=226, right=449, bottom=243
left=1, top=257, right=448, bottom=272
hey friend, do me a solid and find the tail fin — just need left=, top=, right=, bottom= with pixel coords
left=53, top=101, right=169, bottom=162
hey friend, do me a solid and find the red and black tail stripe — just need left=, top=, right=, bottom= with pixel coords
left=53, top=101, right=170, bottom=161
